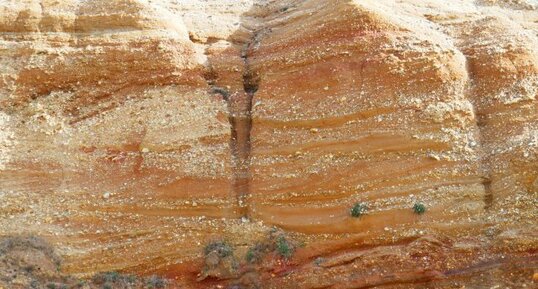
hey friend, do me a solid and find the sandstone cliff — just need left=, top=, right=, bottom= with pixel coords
left=0, top=0, right=537, bottom=288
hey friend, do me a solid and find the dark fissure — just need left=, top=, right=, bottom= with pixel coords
left=228, top=31, right=261, bottom=219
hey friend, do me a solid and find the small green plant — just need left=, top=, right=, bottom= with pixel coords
left=276, top=235, right=293, bottom=259
left=245, top=243, right=269, bottom=263
left=93, top=271, right=120, bottom=285
left=103, top=271, right=120, bottom=283
left=146, top=275, right=166, bottom=289
left=350, top=202, right=367, bottom=218
left=245, top=247, right=256, bottom=263
left=46, top=284, right=56, bottom=289
left=413, top=202, right=426, bottom=215
left=103, top=284, right=112, bottom=289
left=204, top=240, right=233, bottom=258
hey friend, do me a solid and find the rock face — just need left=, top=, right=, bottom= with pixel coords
left=0, top=0, right=537, bottom=288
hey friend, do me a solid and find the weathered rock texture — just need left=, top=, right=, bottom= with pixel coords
left=0, top=0, right=537, bottom=288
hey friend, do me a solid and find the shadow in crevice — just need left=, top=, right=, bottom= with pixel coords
left=482, top=177, right=493, bottom=211
left=203, top=1, right=292, bottom=219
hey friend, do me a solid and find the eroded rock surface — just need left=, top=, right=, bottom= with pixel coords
left=0, top=0, right=536, bottom=288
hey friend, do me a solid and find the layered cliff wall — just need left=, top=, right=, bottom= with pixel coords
left=0, top=0, right=536, bottom=288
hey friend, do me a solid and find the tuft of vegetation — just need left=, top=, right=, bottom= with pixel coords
left=413, top=202, right=426, bottom=215
left=245, top=243, right=269, bottom=263
left=244, top=229, right=300, bottom=263
left=0, top=235, right=172, bottom=288
left=276, top=235, right=294, bottom=259
left=204, top=240, right=233, bottom=258
left=199, top=239, right=240, bottom=281
left=92, top=271, right=139, bottom=287
left=245, top=247, right=256, bottom=263
left=146, top=275, right=166, bottom=289
left=0, top=236, right=62, bottom=268
left=102, top=271, right=120, bottom=283
left=350, top=202, right=367, bottom=218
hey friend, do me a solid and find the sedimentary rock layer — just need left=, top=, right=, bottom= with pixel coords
left=0, top=0, right=536, bottom=288
left=249, top=0, right=486, bottom=236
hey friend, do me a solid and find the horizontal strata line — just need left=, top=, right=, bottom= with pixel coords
left=251, top=159, right=460, bottom=196
left=252, top=202, right=483, bottom=221
left=252, top=135, right=449, bottom=155
left=79, top=205, right=241, bottom=218
left=66, top=79, right=193, bottom=125
left=251, top=30, right=396, bottom=64
left=250, top=189, right=476, bottom=213
left=333, top=270, right=444, bottom=289
left=252, top=206, right=484, bottom=234
left=319, top=240, right=420, bottom=268
left=253, top=176, right=484, bottom=205
left=0, top=28, right=172, bottom=36
left=250, top=33, right=441, bottom=72
left=444, top=255, right=538, bottom=276
left=253, top=107, right=397, bottom=129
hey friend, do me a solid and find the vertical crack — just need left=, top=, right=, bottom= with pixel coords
left=229, top=31, right=262, bottom=219
left=477, top=116, right=493, bottom=212
left=482, top=177, right=493, bottom=211
left=461, top=50, right=494, bottom=213
left=200, top=25, right=265, bottom=220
